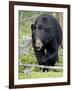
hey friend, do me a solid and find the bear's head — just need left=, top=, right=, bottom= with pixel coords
left=31, top=15, right=55, bottom=51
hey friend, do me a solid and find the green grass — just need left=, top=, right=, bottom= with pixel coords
left=19, top=70, right=63, bottom=79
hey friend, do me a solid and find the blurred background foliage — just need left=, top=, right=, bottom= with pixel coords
left=19, top=11, right=63, bottom=38
left=18, top=10, right=63, bottom=79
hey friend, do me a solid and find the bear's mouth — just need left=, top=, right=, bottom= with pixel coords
left=36, top=46, right=41, bottom=51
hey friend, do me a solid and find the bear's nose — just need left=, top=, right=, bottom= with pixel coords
left=35, top=39, right=42, bottom=50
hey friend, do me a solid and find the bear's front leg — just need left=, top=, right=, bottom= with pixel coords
left=34, top=49, right=45, bottom=65
left=44, top=39, right=59, bottom=66
left=35, top=49, right=50, bottom=72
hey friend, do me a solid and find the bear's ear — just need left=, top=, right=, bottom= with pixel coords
left=31, top=24, right=34, bottom=31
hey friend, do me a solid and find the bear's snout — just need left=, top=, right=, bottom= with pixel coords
left=35, top=39, right=43, bottom=50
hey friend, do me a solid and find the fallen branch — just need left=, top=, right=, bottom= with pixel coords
left=20, top=63, right=63, bottom=70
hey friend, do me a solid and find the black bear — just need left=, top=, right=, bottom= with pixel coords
left=31, top=14, right=62, bottom=72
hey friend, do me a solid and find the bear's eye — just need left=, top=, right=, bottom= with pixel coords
left=33, top=25, right=36, bottom=30
left=45, top=26, right=51, bottom=32
left=38, top=25, right=43, bottom=30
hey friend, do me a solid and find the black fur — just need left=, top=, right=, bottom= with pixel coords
left=31, top=14, right=62, bottom=72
